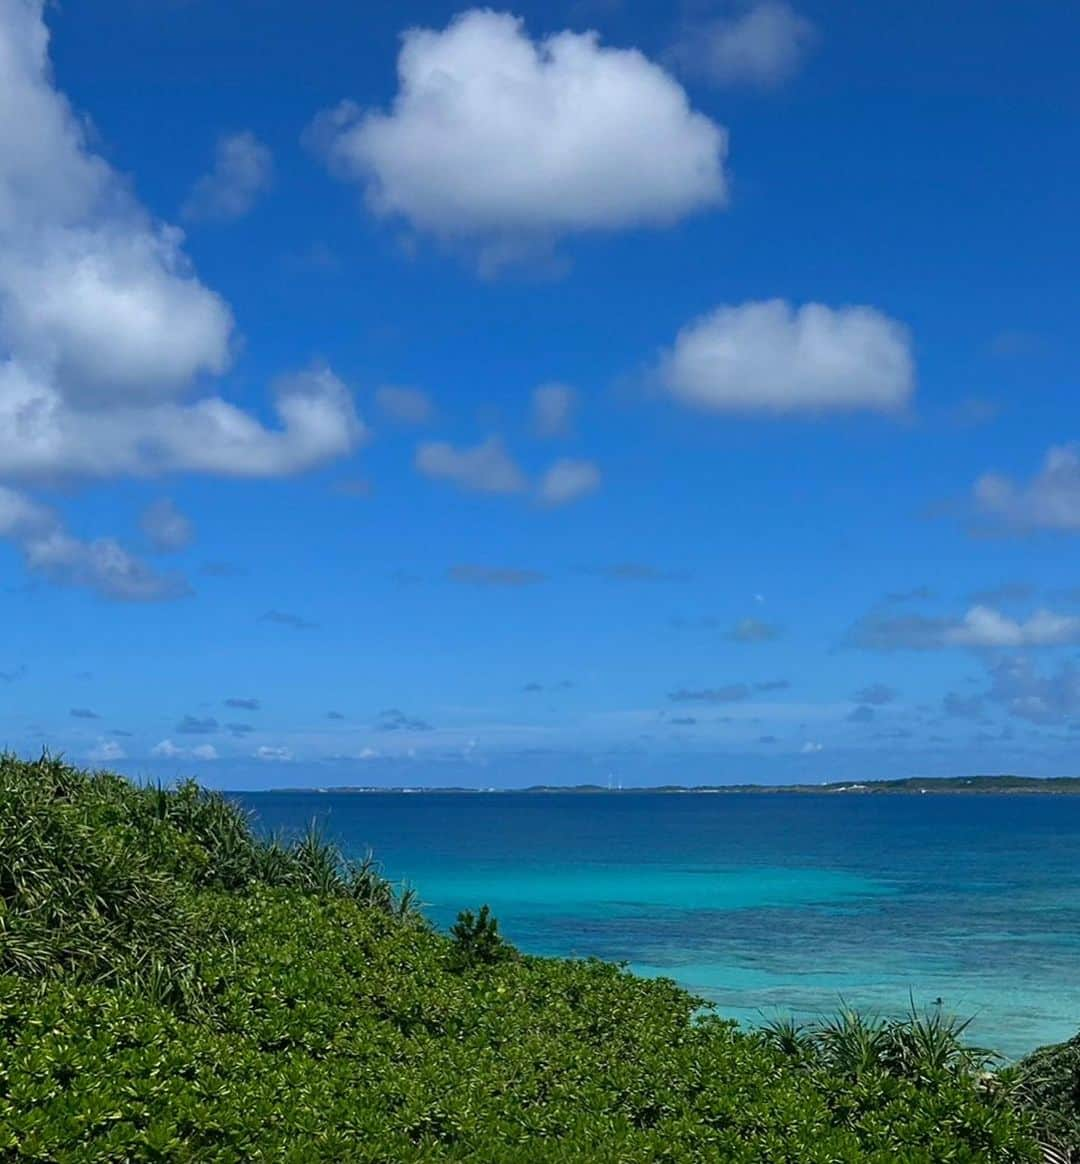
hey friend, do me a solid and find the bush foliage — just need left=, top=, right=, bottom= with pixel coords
left=1014, top=1033, right=1080, bottom=1158
left=0, top=754, right=1048, bottom=1161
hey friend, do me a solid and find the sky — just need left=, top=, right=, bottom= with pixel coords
left=1, top=0, right=1079, bottom=788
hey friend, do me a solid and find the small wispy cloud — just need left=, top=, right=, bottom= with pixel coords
left=255, top=745, right=293, bottom=762
left=376, top=385, right=435, bottom=425
left=849, top=604, right=1080, bottom=650
left=853, top=683, right=897, bottom=705
left=669, top=685, right=749, bottom=704
left=537, top=458, right=601, bottom=507
left=259, top=609, right=319, bottom=630
left=531, top=383, right=577, bottom=439
left=942, top=692, right=984, bottom=720
left=0, top=487, right=190, bottom=603
left=201, top=561, right=247, bottom=578
left=587, top=563, right=691, bottom=583
left=726, top=618, right=781, bottom=643
left=153, top=739, right=219, bottom=761
left=668, top=679, right=787, bottom=702
left=141, top=499, right=195, bottom=553
left=670, top=1, right=818, bottom=90
left=333, top=478, right=374, bottom=498
left=182, top=130, right=273, bottom=223
left=416, top=436, right=527, bottom=495
left=176, top=715, right=219, bottom=735
left=89, top=738, right=126, bottom=763
left=974, top=446, right=1080, bottom=532
left=447, top=564, right=547, bottom=588
left=375, top=708, right=433, bottom=732
left=884, top=586, right=935, bottom=605
left=969, top=582, right=1034, bottom=605
left=670, top=615, right=719, bottom=630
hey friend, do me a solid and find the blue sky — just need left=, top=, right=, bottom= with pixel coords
left=1, top=0, right=1079, bottom=787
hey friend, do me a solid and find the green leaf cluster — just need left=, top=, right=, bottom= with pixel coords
left=1012, top=1032, right=1080, bottom=1158
left=0, top=754, right=1045, bottom=1161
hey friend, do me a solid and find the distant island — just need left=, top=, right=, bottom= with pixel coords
left=265, top=774, right=1080, bottom=795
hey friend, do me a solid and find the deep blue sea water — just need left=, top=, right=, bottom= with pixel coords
left=232, top=790, right=1080, bottom=1059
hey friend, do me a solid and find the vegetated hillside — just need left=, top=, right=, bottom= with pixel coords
left=0, top=754, right=1057, bottom=1161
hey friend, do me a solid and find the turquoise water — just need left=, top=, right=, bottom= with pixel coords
left=234, top=790, right=1080, bottom=1058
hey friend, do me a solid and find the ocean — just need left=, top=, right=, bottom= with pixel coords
left=232, top=789, right=1080, bottom=1059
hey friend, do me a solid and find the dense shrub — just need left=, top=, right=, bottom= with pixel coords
left=0, top=753, right=415, bottom=1004
left=0, top=754, right=1046, bottom=1161
left=1014, top=1033, right=1080, bottom=1159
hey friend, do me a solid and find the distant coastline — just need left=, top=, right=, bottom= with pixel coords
left=254, top=775, right=1080, bottom=796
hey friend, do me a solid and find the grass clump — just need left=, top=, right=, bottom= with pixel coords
left=761, top=1004, right=995, bottom=1083
left=0, top=753, right=1047, bottom=1161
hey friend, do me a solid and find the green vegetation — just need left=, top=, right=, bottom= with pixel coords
left=1013, top=1033, right=1080, bottom=1155
left=0, top=754, right=1060, bottom=1160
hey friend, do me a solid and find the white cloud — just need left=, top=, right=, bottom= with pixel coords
left=24, top=526, right=188, bottom=602
left=975, top=445, right=1080, bottom=532
left=0, top=3, right=362, bottom=486
left=0, top=483, right=42, bottom=534
left=141, top=498, right=194, bottom=552
left=153, top=738, right=219, bottom=761
left=255, top=745, right=293, bottom=762
left=985, top=656, right=1080, bottom=725
left=800, top=740, right=823, bottom=754
left=660, top=300, right=915, bottom=415
left=0, top=0, right=230, bottom=393
left=88, top=738, right=126, bottom=763
left=537, top=458, right=601, bottom=506
left=310, top=10, right=727, bottom=264
left=0, top=357, right=364, bottom=481
left=531, top=382, right=577, bottom=438
left=416, top=435, right=600, bottom=506
left=0, top=484, right=188, bottom=601
left=944, top=605, right=1080, bottom=649
left=182, top=131, right=273, bottom=223
left=672, top=1, right=817, bottom=89
left=851, top=603, right=1080, bottom=651
left=415, top=435, right=527, bottom=494
left=375, top=384, right=434, bottom=425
